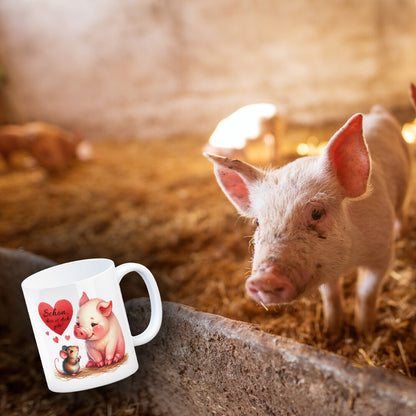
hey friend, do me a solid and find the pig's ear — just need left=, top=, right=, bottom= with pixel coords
left=97, top=300, right=113, bottom=317
left=410, top=83, right=416, bottom=109
left=322, top=114, right=370, bottom=198
left=204, top=153, right=264, bottom=215
left=79, top=292, right=89, bottom=307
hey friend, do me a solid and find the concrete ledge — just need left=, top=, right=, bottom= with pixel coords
left=0, top=247, right=56, bottom=340
left=125, top=298, right=416, bottom=416
left=2, top=248, right=416, bottom=415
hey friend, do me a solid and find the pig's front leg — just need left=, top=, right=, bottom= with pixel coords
left=319, top=278, right=344, bottom=341
left=104, top=341, right=117, bottom=366
left=86, top=347, right=104, bottom=367
left=355, top=267, right=387, bottom=337
left=104, top=334, right=125, bottom=365
left=113, top=333, right=125, bottom=363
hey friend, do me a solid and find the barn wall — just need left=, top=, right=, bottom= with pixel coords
left=0, top=0, right=415, bottom=139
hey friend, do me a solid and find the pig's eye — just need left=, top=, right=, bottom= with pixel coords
left=255, top=218, right=259, bottom=227
left=311, top=208, right=325, bottom=221
left=91, top=323, right=98, bottom=327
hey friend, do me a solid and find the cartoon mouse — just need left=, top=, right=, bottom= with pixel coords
left=54, top=345, right=81, bottom=376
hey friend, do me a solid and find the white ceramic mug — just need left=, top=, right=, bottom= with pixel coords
left=21, top=258, right=162, bottom=393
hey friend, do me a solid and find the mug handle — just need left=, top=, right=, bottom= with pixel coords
left=116, top=263, right=163, bottom=346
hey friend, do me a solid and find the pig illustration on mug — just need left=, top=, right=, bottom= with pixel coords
left=74, top=292, right=125, bottom=367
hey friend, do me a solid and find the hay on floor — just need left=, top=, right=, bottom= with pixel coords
left=1, top=125, right=416, bottom=414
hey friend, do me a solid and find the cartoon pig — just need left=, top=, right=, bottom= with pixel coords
left=74, top=292, right=125, bottom=367
left=205, top=106, right=411, bottom=339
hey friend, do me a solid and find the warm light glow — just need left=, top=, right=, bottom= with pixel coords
left=296, top=137, right=327, bottom=156
left=296, top=143, right=309, bottom=155
left=402, top=119, right=416, bottom=144
left=208, top=103, right=277, bottom=149
left=316, top=142, right=328, bottom=155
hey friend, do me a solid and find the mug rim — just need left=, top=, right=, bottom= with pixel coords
left=21, top=258, right=114, bottom=290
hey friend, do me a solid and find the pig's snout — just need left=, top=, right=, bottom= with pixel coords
left=74, top=325, right=91, bottom=340
left=246, top=263, right=295, bottom=305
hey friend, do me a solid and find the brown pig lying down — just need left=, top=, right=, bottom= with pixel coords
left=0, top=121, right=91, bottom=173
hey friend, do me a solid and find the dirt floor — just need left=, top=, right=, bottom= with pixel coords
left=1, top=119, right=416, bottom=414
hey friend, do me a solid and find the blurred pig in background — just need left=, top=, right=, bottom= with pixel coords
left=0, top=121, right=92, bottom=173
left=203, top=103, right=285, bottom=163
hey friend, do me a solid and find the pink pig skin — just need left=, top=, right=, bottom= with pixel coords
left=205, top=106, right=412, bottom=339
left=74, top=292, right=125, bottom=367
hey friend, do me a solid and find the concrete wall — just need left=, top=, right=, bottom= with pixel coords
left=124, top=298, right=416, bottom=416
left=0, top=0, right=415, bottom=140
left=2, top=247, right=416, bottom=415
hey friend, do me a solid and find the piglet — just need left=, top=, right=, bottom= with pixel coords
left=0, top=121, right=91, bottom=173
left=74, top=292, right=125, bottom=367
left=205, top=106, right=411, bottom=339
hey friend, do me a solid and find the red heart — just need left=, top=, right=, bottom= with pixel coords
left=65, top=335, right=70, bottom=341
left=53, top=336, right=59, bottom=343
left=38, top=300, right=73, bottom=336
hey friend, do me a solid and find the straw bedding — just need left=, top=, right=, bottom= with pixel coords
left=1, top=124, right=416, bottom=414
